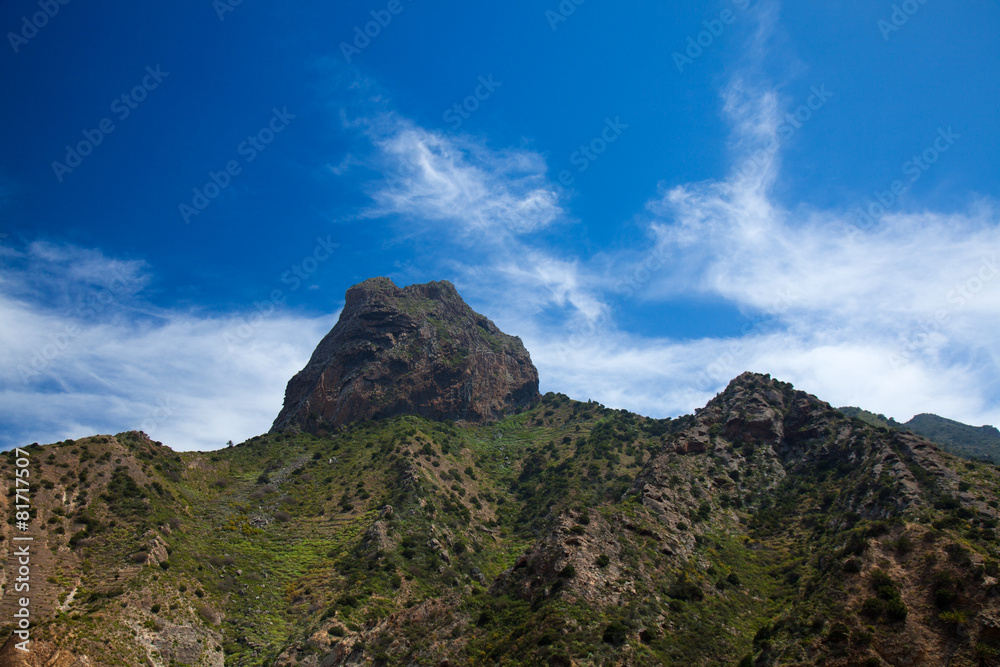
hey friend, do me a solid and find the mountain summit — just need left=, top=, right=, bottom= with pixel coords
left=271, top=277, right=539, bottom=433
left=8, top=285, right=1000, bottom=667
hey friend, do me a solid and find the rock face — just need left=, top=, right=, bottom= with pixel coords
left=271, top=277, right=539, bottom=433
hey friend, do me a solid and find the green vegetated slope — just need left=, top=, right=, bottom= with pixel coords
left=4, top=375, right=1000, bottom=666
left=840, top=407, right=1000, bottom=464
left=905, top=414, right=1000, bottom=464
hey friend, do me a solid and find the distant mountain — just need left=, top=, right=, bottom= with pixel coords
left=5, top=280, right=1000, bottom=667
left=906, top=414, right=1000, bottom=463
left=839, top=407, right=1000, bottom=463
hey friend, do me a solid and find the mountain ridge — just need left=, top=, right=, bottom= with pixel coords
left=839, top=406, right=1000, bottom=464
left=3, top=280, right=1000, bottom=666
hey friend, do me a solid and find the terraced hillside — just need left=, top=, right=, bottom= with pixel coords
left=3, top=374, right=1000, bottom=666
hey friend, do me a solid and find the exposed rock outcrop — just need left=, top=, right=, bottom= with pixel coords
left=271, top=278, right=539, bottom=433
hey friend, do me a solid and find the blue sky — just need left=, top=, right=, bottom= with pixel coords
left=1, top=0, right=999, bottom=450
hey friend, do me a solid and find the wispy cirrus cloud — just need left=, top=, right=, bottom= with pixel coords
left=339, top=8, right=1000, bottom=430
left=364, top=117, right=562, bottom=237
left=330, top=89, right=610, bottom=331
left=0, top=241, right=332, bottom=451
left=632, top=55, right=1000, bottom=425
left=4, top=6, right=998, bottom=456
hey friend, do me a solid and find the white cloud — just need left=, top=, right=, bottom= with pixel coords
left=343, top=71, right=1000, bottom=431
left=362, top=115, right=562, bottom=238
left=625, top=73, right=1000, bottom=427
left=346, top=109, right=611, bottom=334
left=0, top=243, right=332, bottom=451
left=5, top=35, right=998, bottom=454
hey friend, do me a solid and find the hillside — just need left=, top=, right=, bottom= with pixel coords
left=840, top=407, right=1000, bottom=464
left=906, top=415, right=1000, bottom=464
left=3, top=279, right=1000, bottom=666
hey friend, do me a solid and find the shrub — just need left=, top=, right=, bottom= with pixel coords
left=934, top=588, right=958, bottom=608
left=932, top=570, right=959, bottom=608
left=883, top=597, right=908, bottom=621
left=602, top=621, right=628, bottom=646
left=861, top=598, right=885, bottom=619
left=851, top=628, right=873, bottom=647
left=939, top=610, right=968, bottom=629
left=536, top=630, right=557, bottom=646
left=596, top=554, right=610, bottom=568
left=667, top=579, right=704, bottom=602
left=891, top=535, right=914, bottom=555
left=841, top=533, right=869, bottom=557
left=826, top=622, right=849, bottom=643
left=975, top=644, right=1000, bottom=661
left=198, top=604, right=221, bottom=626
left=862, top=570, right=907, bottom=622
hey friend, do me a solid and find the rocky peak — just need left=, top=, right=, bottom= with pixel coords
left=695, top=372, right=836, bottom=447
left=271, top=277, right=540, bottom=433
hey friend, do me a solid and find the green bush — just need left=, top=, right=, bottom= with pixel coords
left=602, top=621, right=627, bottom=646
left=826, top=622, right=849, bottom=642
left=883, top=597, right=908, bottom=622
left=861, top=598, right=884, bottom=619
left=667, top=579, right=704, bottom=602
